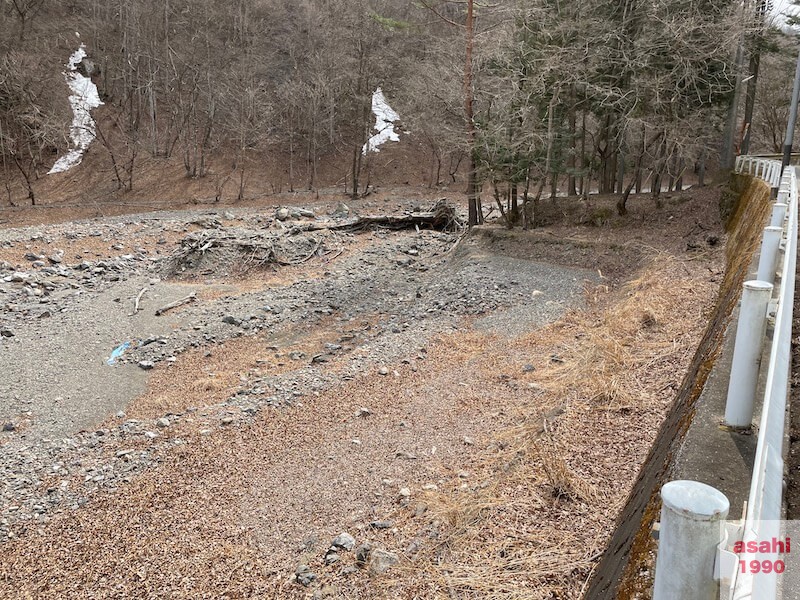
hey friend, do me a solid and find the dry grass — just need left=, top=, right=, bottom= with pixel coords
left=372, top=255, right=719, bottom=599
left=122, top=317, right=348, bottom=420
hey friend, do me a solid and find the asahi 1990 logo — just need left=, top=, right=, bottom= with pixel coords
left=733, top=536, right=791, bottom=575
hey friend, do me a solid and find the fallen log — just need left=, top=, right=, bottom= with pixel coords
left=303, top=199, right=462, bottom=232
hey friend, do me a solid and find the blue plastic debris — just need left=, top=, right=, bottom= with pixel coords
left=107, top=341, right=132, bottom=366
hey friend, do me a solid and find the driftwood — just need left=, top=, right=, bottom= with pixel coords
left=155, top=292, right=197, bottom=316
left=164, top=200, right=461, bottom=277
left=129, top=287, right=147, bottom=316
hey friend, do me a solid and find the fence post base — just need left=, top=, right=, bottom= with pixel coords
left=653, top=481, right=730, bottom=600
left=723, top=280, right=773, bottom=428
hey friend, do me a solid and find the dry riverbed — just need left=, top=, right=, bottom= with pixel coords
left=0, top=191, right=725, bottom=598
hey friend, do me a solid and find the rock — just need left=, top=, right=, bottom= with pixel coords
left=395, top=451, right=417, bottom=460
left=355, top=407, right=371, bottom=418
left=398, top=487, right=411, bottom=498
left=355, top=542, right=372, bottom=566
left=138, top=360, right=155, bottom=370
left=324, top=550, right=340, bottom=565
left=421, top=483, right=438, bottom=491
left=223, top=211, right=235, bottom=220
left=522, top=364, right=535, bottom=373
left=0, top=328, right=14, bottom=338
left=2, top=423, right=15, bottom=432
left=368, top=549, right=399, bottom=575
left=332, top=202, right=351, bottom=217
left=369, top=520, right=394, bottom=530
left=295, top=564, right=315, bottom=586
left=156, top=417, right=170, bottom=428
left=221, top=416, right=234, bottom=426
left=378, top=367, right=389, bottom=376
left=38, top=310, right=51, bottom=319
left=462, top=436, right=475, bottom=446
left=331, top=532, right=356, bottom=551
left=24, top=252, right=43, bottom=261
left=222, top=315, right=241, bottom=326
left=276, top=207, right=290, bottom=221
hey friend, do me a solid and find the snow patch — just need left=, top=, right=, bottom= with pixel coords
left=48, top=44, right=103, bottom=175
left=362, top=87, right=401, bottom=155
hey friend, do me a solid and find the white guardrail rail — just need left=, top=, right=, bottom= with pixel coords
left=651, top=157, right=798, bottom=600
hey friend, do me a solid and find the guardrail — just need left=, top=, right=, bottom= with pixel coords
left=735, top=155, right=783, bottom=188
left=652, top=157, right=797, bottom=600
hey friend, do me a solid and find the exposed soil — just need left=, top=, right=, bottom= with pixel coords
left=0, top=186, right=726, bottom=598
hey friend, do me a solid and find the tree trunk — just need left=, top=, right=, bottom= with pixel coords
left=465, top=0, right=479, bottom=227
left=740, top=0, right=768, bottom=155
left=721, top=27, right=746, bottom=170
left=568, top=84, right=577, bottom=196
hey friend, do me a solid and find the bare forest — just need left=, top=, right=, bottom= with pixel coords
left=0, top=0, right=794, bottom=221
left=0, top=2, right=798, bottom=599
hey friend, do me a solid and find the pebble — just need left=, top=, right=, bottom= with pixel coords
left=137, top=360, right=155, bottom=370
left=369, top=520, right=394, bottom=529
left=331, top=532, right=356, bottom=551
left=378, top=367, right=389, bottom=376
left=156, top=417, right=171, bottom=428
left=368, top=548, right=399, bottom=574
left=295, top=564, right=315, bottom=586
left=355, top=542, right=372, bottom=565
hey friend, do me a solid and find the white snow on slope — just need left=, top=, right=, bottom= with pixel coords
left=362, top=87, right=401, bottom=155
left=48, top=44, right=103, bottom=175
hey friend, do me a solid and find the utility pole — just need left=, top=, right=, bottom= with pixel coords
left=782, top=45, right=800, bottom=172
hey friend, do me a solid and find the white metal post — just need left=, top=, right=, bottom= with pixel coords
left=771, top=203, right=788, bottom=228
left=653, top=481, right=730, bottom=600
left=724, top=280, right=774, bottom=428
left=756, top=226, right=783, bottom=284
